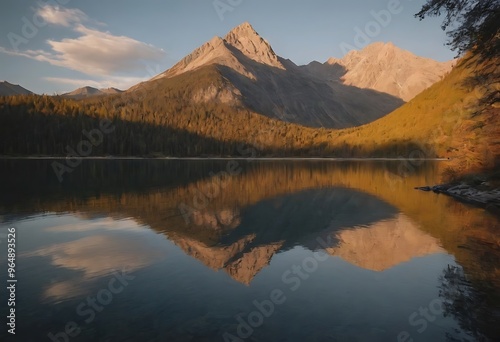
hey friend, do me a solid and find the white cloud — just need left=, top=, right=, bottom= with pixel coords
left=0, top=5, right=166, bottom=81
left=0, top=47, right=53, bottom=61
left=0, top=41, right=164, bottom=79
left=36, top=5, right=88, bottom=27
left=45, top=217, right=145, bottom=232
left=45, top=25, right=166, bottom=75
left=24, top=233, right=167, bottom=301
left=26, top=235, right=163, bottom=278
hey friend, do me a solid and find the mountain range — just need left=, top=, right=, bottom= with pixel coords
left=324, top=42, right=455, bottom=102
left=1, top=21, right=497, bottom=175
left=2, top=22, right=453, bottom=129
left=129, top=22, right=452, bottom=128
left=62, top=86, right=123, bottom=99
left=0, top=81, right=33, bottom=96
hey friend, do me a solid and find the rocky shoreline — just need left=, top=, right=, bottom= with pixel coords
left=415, top=183, right=500, bottom=214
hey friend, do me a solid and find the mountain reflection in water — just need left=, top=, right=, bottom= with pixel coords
left=0, top=159, right=498, bottom=342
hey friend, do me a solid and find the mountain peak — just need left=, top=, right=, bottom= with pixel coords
left=324, top=42, right=454, bottom=101
left=0, top=81, right=34, bottom=96
left=208, top=35, right=224, bottom=47
left=224, top=22, right=284, bottom=69
left=72, top=86, right=99, bottom=94
left=226, top=22, right=258, bottom=37
left=62, top=86, right=123, bottom=98
left=367, top=41, right=394, bottom=48
left=100, top=87, right=123, bottom=94
left=149, top=22, right=285, bottom=81
left=363, top=41, right=399, bottom=53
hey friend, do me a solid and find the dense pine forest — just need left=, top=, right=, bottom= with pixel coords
left=0, top=67, right=325, bottom=157
left=0, top=96, right=327, bottom=157
left=0, top=65, right=417, bottom=158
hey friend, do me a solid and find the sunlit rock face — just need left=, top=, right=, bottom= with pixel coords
left=325, top=213, right=444, bottom=271
left=137, top=23, right=408, bottom=128
left=223, top=22, right=284, bottom=70
left=224, top=242, right=284, bottom=285
left=172, top=231, right=283, bottom=285
left=326, top=42, right=455, bottom=101
left=173, top=234, right=256, bottom=273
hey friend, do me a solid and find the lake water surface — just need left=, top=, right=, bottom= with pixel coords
left=0, top=160, right=498, bottom=342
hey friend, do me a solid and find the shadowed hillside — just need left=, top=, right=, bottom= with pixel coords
left=0, top=52, right=497, bottom=182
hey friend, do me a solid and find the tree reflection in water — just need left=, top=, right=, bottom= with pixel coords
left=439, top=265, right=500, bottom=342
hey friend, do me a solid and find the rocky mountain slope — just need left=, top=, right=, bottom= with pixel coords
left=0, top=81, right=33, bottom=96
left=326, top=213, right=443, bottom=271
left=323, top=42, right=455, bottom=101
left=133, top=22, right=408, bottom=128
left=332, top=53, right=500, bottom=174
left=131, top=23, right=454, bottom=128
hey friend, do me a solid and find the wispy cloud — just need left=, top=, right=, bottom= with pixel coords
left=36, top=5, right=88, bottom=27
left=45, top=25, right=165, bottom=75
left=0, top=5, right=166, bottom=83
left=24, top=234, right=166, bottom=301
left=0, top=47, right=53, bottom=61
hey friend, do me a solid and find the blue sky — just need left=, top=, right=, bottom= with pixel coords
left=0, top=0, right=455, bottom=94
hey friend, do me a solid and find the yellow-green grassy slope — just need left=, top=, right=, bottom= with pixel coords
left=333, top=56, right=500, bottom=177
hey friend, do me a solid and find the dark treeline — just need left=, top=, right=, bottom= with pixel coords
left=0, top=66, right=329, bottom=157
left=0, top=94, right=252, bottom=157
left=0, top=66, right=435, bottom=158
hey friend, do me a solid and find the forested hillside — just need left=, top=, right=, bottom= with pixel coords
left=0, top=54, right=497, bottom=180
left=0, top=66, right=334, bottom=157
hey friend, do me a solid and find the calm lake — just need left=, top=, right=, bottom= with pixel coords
left=0, top=159, right=498, bottom=342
